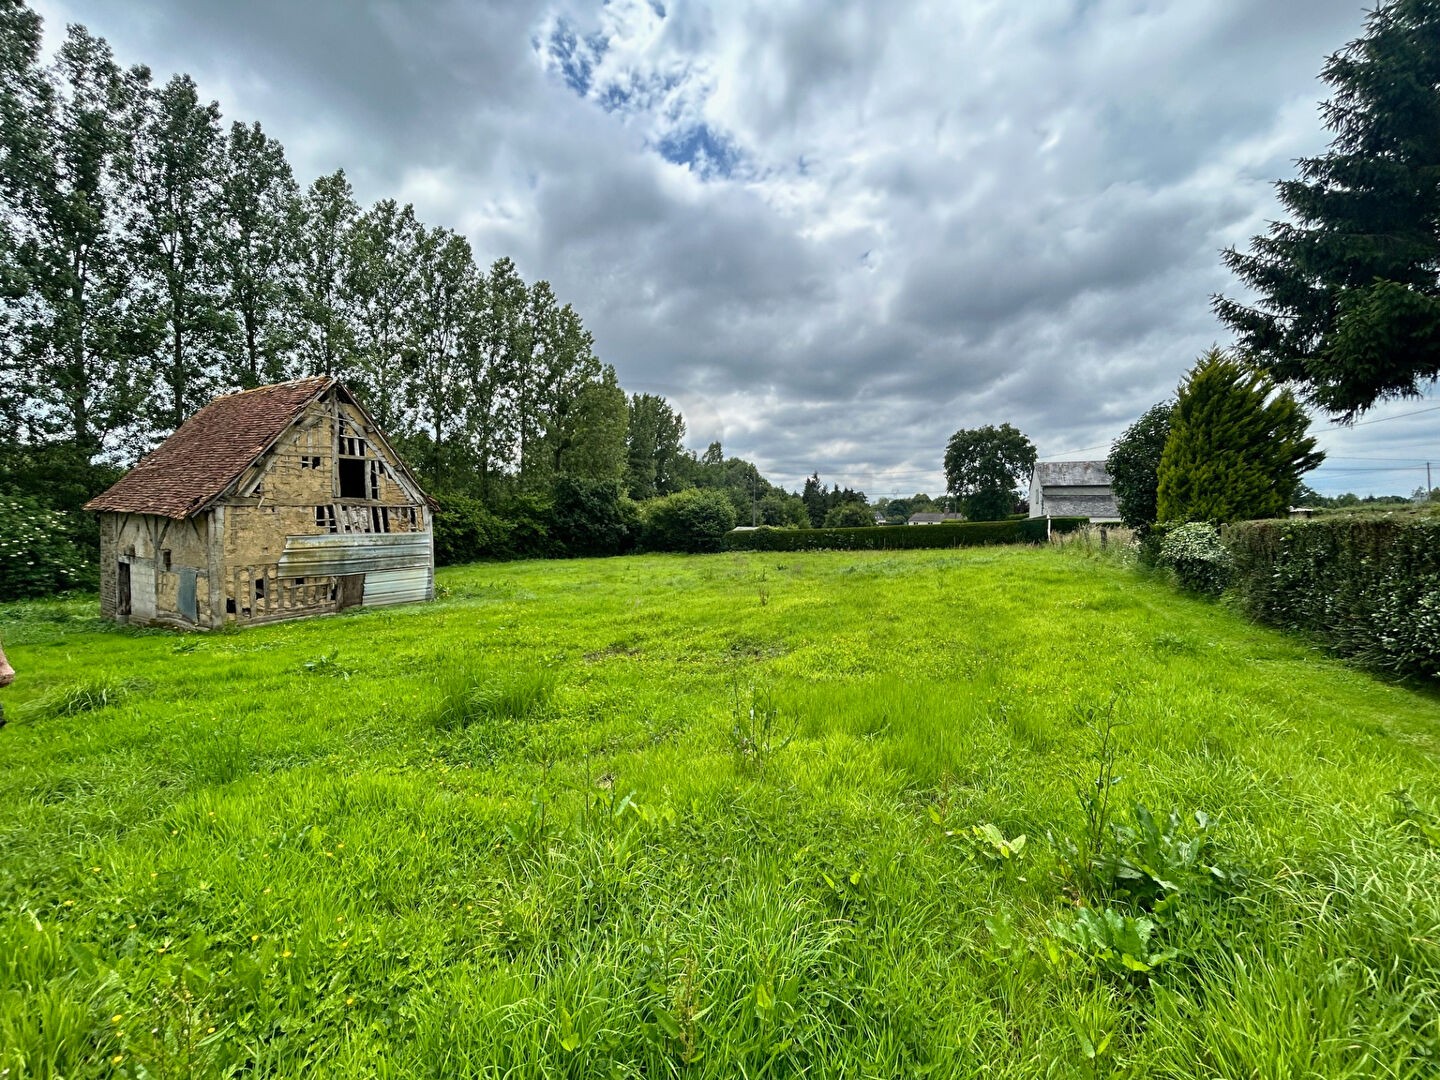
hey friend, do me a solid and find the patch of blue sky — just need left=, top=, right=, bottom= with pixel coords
left=544, top=18, right=608, bottom=96
left=655, top=123, right=742, bottom=178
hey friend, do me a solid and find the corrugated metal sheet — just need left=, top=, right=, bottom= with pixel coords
left=363, top=567, right=430, bottom=607
left=277, top=532, right=430, bottom=577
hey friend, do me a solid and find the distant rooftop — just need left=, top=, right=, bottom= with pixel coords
left=1034, top=460, right=1111, bottom=486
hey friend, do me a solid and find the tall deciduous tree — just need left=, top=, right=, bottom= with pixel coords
left=535, top=301, right=603, bottom=485
left=218, top=120, right=297, bottom=389
left=291, top=169, right=358, bottom=378
left=1156, top=349, right=1325, bottom=523
left=624, top=392, right=686, bottom=499
left=483, top=255, right=531, bottom=475
left=124, top=72, right=227, bottom=432
left=345, top=198, right=420, bottom=430
left=943, top=423, right=1037, bottom=521
left=10, top=26, right=149, bottom=456
left=408, top=224, right=478, bottom=450
left=1106, top=399, right=1174, bottom=529
left=0, top=0, right=48, bottom=446
left=462, top=256, right=523, bottom=500
left=552, top=364, right=628, bottom=484
left=1215, top=0, right=1440, bottom=418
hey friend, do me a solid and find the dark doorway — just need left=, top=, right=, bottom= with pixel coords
left=117, top=562, right=131, bottom=618
left=338, top=573, right=364, bottom=610
left=338, top=458, right=366, bottom=499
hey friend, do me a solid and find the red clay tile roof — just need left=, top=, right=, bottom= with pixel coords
left=85, top=377, right=335, bottom=519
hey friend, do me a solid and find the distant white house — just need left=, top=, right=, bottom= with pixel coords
left=907, top=513, right=965, bottom=525
left=1028, top=461, right=1121, bottom=523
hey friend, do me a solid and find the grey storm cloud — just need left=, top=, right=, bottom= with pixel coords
left=33, top=0, right=1439, bottom=498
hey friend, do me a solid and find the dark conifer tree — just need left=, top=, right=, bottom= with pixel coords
left=1215, top=0, right=1440, bottom=417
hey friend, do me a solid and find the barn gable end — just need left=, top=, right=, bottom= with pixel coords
left=86, top=379, right=435, bottom=629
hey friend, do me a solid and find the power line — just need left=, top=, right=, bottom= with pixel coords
left=1036, top=401, right=1436, bottom=464
left=1038, top=441, right=1115, bottom=460
left=1317, top=403, right=1440, bottom=430
left=1323, top=455, right=1434, bottom=463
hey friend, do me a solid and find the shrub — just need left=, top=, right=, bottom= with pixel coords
left=500, top=493, right=553, bottom=559
left=823, top=502, right=874, bottom=529
left=1157, top=522, right=1232, bottom=595
left=723, top=517, right=1088, bottom=553
left=0, top=497, right=98, bottom=600
left=431, top=494, right=513, bottom=566
left=548, top=477, right=635, bottom=558
left=1225, top=513, right=1440, bottom=678
left=641, top=489, right=738, bottom=553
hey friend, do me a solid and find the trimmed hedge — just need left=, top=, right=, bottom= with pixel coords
left=1225, top=513, right=1440, bottom=679
left=723, top=517, right=1088, bottom=553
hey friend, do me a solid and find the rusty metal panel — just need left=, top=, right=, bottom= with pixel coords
left=277, top=533, right=430, bottom=578
left=363, top=567, right=429, bottom=607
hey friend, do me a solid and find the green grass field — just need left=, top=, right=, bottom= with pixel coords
left=3, top=546, right=1438, bottom=1077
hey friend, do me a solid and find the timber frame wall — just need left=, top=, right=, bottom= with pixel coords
left=97, top=388, right=434, bottom=629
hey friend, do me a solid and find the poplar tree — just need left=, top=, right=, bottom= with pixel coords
left=464, top=257, right=522, bottom=500
left=1215, top=0, right=1440, bottom=417
left=124, top=72, right=228, bottom=431
left=1156, top=349, right=1325, bottom=523
left=291, top=169, right=358, bottom=378
left=408, top=224, right=478, bottom=452
left=624, top=393, right=686, bottom=500
left=11, top=26, right=149, bottom=456
left=551, top=363, right=628, bottom=484
left=0, top=0, right=48, bottom=445
left=218, top=120, right=297, bottom=388
left=345, top=198, right=420, bottom=429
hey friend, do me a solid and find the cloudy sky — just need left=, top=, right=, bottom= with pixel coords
left=33, top=0, right=1440, bottom=497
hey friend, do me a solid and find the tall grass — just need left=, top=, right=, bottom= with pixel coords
left=0, top=547, right=1436, bottom=1076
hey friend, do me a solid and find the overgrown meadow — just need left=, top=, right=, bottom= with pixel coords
left=2, top=547, right=1438, bottom=1077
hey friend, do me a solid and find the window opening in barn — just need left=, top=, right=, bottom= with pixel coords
left=226, top=597, right=236, bottom=614
left=370, top=506, right=382, bottom=532
left=254, top=576, right=266, bottom=600
left=339, top=457, right=366, bottom=499
left=301, top=455, right=322, bottom=469
left=292, top=577, right=306, bottom=586
left=161, top=549, right=172, bottom=571
left=381, top=507, right=391, bottom=533
left=369, top=460, right=379, bottom=500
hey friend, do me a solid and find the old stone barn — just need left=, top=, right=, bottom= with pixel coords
left=85, top=377, right=435, bottom=628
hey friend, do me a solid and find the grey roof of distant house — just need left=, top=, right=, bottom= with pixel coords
left=1034, top=460, right=1111, bottom=487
